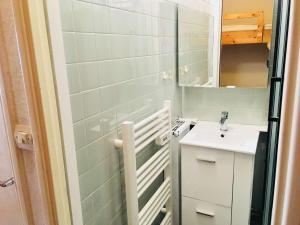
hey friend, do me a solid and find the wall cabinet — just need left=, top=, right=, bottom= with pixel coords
left=181, top=145, right=255, bottom=225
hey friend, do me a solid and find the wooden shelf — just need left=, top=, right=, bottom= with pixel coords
left=221, top=11, right=272, bottom=49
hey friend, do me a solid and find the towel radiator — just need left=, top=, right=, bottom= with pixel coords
left=114, top=101, right=172, bottom=225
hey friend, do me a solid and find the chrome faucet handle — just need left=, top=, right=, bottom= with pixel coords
left=220, top=111, right=229, bottom=132
left=221, top=111, right=229, bottom=119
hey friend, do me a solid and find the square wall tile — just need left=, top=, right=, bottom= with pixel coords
left=159, top=1, right=177, bottom=20
left=110, top=8, right=136, bottom=35
left=73, top=0, right=94, bottom=32
left=92, top=172, right=122, bottom=214
left=67, top=64, right=81, bottom=94
left=76, top=148, right=89, bottom=175
left=78, top=62, right=99, bottom=90
left=85, top=138, right=105, bottom=168
left=79, top=169, right=96, bottom=200
left=110, top=35, right=131, bottom=59
left=70, top=93, right=84, bottom=122
left=85, top=114, right=103, bottom=143
left=110, top=59, right=133, bottom=82
left=116, top=104, right=133, bottom=124
left=93, top=4, right=110, bottom=33
left=136, top=14, right=150, bottom=35
left=83, top=90, right=101, bottom=117
left=95, top=34, right=111, bottom=60
left=99, top=86, right=116, bottom=111
left=94, top=193, right=123, bottom=224
left=81, top=195, right=94, bottom=224
left=96, top=153, right=120, bottom=186
left=100, top=110, right=117, bottom=135
left=76, top=33, right=96, bottom=62
left=60, top=0, right=74, bottom=31
left=73, top=121, right=86, bottom=149
left=135, top=36, right=148, bottom=56
left=98, top=61, right=116, bottom=86
left=63, top=32, right=78, bottom=63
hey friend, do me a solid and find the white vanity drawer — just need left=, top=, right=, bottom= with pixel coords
left=182, top=196, right=231, bottom=225
left=181, top=145, right=234, bottom=207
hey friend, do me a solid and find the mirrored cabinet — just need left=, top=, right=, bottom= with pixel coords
left=178, top=0, right=274, bottom=88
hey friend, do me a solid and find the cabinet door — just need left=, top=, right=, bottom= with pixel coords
left=181, top=146, right=234, bottom=207
left=182, top=196, right=231, bottom=225
left=232, top=153, right=255, bottom=225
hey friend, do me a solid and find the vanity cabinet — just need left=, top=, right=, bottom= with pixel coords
left=181, top=145, right=255, bottom=225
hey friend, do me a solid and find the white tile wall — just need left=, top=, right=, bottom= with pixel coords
left=183, top=87, right=269, bottom=125
left=58, top=0, right=181, bottom=224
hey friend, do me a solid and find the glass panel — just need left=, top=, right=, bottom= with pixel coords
left=263, top=121, right=279, bottom=224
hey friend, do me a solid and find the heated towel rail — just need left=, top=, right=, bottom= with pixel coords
left=114, top=101, right=172, bottom=225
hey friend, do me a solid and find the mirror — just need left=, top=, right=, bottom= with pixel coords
left=178, top=0, right=275, bottom=88
left=178, top=5, right=215, bottom=87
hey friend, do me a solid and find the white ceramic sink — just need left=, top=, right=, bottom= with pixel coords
left=180, top=121, right=267, bottom=155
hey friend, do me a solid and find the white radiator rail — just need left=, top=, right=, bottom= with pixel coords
left=139, top=178, right=171, bottom=225
left=135, top=120, right=169, bottom=146
left=134, top=107, right=168, bottom=130
left=160, top=212, right=172, bottom=225
left=134, top=114, right=169, bottom=139
left=114, top=101, right=172, bottom=225
left=137, top=145, right=170, bottom=197
left=135, top=124, right=169, bottom=154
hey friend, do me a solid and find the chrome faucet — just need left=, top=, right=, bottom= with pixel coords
left=220, top=111, right=229, bottom=131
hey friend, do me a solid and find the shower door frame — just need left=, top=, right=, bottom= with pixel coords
left=263, top=0, right=291, bottom=224
left=43, top=0, right=85, bottom=225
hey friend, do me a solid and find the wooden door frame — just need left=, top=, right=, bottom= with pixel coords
left=14, top=0, right=73, bottom=224
left=0, top=0, right=72, bottom=225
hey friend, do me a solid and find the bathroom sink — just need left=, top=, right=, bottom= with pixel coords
left=180, top=121, right=267, bottom=154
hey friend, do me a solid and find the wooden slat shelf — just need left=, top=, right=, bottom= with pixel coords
left=222, top=11, right=272, bottom=49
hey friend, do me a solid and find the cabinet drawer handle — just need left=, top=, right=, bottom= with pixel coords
left=0, top=177, right=15, bottom=187
left=196, top=157, right=216, bottom=164
left=195, top=208, right=215, bottom=217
